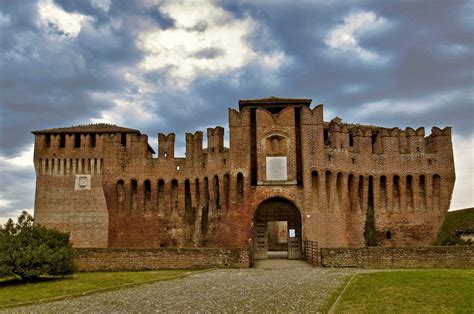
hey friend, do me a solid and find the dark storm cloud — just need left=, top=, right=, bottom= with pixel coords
left=1, top=0, right=150, bottom=157
left=219, top=0, right=474, bottom=135
left=0, top=0, right=473, bottom=218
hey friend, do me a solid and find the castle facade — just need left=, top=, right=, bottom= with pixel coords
left=32, top=97, right=455, bottom=259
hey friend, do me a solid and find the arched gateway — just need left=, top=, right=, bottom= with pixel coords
left=252, top=197, right=302, bottom=260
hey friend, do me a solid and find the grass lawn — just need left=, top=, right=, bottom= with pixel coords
left=333, top=269, right=474, bottom=313
left=0, top=270, right=192, bottom=308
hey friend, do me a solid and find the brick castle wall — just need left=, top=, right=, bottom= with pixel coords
left=75, top=247, right=250, bottom=271
left=320, top=246, right=474, bottom=268
left=32, top=98, right=456, bottom=251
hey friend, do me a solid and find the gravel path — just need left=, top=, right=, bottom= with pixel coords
left=5, top=267, right=374, bottom=313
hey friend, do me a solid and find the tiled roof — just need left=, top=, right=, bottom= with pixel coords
left=239, top=96, right=312, bottom=110
left=32, top=123, right=141, bottom=134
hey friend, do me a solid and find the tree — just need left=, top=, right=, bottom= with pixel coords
left=0, top=211, right=75, bottom=280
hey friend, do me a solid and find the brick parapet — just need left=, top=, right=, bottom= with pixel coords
left=74, top=247, right=250, bottom=271
left=321, top=246, right=474, bottom=268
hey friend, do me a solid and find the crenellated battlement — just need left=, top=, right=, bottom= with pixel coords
left=32, top=97, right=455, bottom=250
left=320, top=118, right=452, bottom=158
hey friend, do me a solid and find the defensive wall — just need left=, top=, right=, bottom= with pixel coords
left=32, top=97, right=456, bottom=261
left=74, top=246, right=474, bottom=271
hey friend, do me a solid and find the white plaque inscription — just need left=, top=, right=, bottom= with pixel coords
left=266, top=156, right=287, bottom=181
left=75, top=175, right=91, bottom=191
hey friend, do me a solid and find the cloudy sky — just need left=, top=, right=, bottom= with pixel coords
left=0, top=0, right=473, bottom=223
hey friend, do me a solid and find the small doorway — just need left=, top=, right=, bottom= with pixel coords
left=267, top=221, right=288, bottom=259
left=252, top=197, right=302, bottom=260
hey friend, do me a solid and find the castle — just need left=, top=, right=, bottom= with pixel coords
left=32, top=97, right=455, bottom=260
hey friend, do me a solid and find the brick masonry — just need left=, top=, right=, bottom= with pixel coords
left=320, top=246, right=474, bottom=268
left=32, top=97, right=456, bottom=259
left=75, top=247, right=250, bottom=271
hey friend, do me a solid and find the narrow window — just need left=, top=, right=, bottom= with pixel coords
left=337, top=173, right=343, bottom=209
left=364, top=175, right=377, bottom=246
left=358, top=175, right=364, bottom=211
left=433, top=175, right=441, bottom=211
left=349, top=133, right=354, bottom=147
left=393, top=175, right=401, bottom=211
left=348, top=174, right=354, bottom=211
left=120, top=133, right=127, bottom=147
left=171, top=179, right=178, bottom=215
left=380, top=176, right=387, bottom=209
left=224, top=174, right=230, bottom=211
left=386, top=231, right=392, bottom=240
left=237, top=173, right=244, bottom=207
left=117, top=180, right=124, bottom=213
left=323, top=129, right=330, bottom=145
left=419, top=175, right=427, bottom=210
left=203, top=177, right=210, bottom=208
left=371, top=133, right=377, bottom=146
left=325, top=171, right=332, bottom=210
left=406, top=175, right=414, bottom=210
left=368, top=176, right=374, bottom=211
left=74, top=133, right=81, bottom=148
left=184, top=180, right=194, bottom=226
left=202, top=177, right=210, bottom=239
left=59, top=134, right=66, bottom=148
left=213, top=175, right=220, bottom=211
left=144, top=180, right=151, bottom=211
left=45, top=134, right=51, bottom=148
left=371, top=133, right=379, bottom=153
left=250, top=109, right=257, bottom=186
left=131, top=180, right=137, bottom=212
left=157, top=180, right=165, bottom=213
left=311, top=171, right=319, bottom=211
left=90, top=134, right=96, bottom=148
left=195, top=178, right=201, bottom=209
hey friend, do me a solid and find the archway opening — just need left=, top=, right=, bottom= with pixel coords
left=252, top=197, right=302, bottom=261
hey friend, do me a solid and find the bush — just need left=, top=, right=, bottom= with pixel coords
left=0, top=211, right=75, bottom=280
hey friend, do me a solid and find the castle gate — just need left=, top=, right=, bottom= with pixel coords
left=252, top=197, right=302, bottom=260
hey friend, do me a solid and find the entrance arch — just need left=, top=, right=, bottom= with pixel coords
left=252, top=197, right=302, bottom=260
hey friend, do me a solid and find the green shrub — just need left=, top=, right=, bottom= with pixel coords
left=435, top=208, right=474, bottom=246
left=0, top=211, right=75, bottom=280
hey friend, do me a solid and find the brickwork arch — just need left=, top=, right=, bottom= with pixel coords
left=252, top=197, right=302, bottom=260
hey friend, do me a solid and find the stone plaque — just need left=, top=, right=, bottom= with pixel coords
left=266, top=156, right=287, bottom=181
left=75, top=175, right=91, bottom=191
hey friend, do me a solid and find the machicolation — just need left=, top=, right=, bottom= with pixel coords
left=32, top=97, right=455, bottom=261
